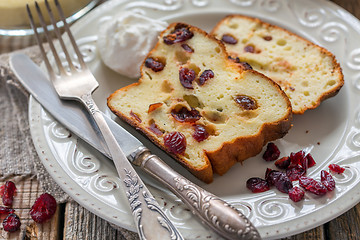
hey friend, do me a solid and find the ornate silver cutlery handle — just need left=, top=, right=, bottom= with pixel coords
left=81, top=94, right=183, bottom=240
left=130, top=146, right=261, bottom=240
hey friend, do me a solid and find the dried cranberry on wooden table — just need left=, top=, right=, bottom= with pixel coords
left=30, top=193, right=57, bottom=223
left=0, top=206, right=15, bottom=215
left=2, top=213, right=21, bottom=232
left=0, top=181, right=17, bottom=207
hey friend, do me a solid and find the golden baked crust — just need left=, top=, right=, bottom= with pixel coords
left=211, top=15, right=344, bottom=114
left=108, top=23, right=292, bottom=183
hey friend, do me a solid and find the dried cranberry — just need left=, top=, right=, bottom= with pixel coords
left=228, top=56, right=253, bottom=70
left=263, top=36, right=273, bottom=41
left=288, top=187, right=305, bottom=202
left=3, top=213, right=21, bottom=232
left=275, top=156, right=291, bottom=169
left=147, top=123, right=163, bottom=136
left=244, top=45, right=255, bottom=53
left=265, top=169, right=292, bottom=193
left=0, top=181, right=16, bottom=207
left=274, top=173, right=293, bottom=193
left=329, top=164, right=345, bottom=174
left=246, top=177, right=270, bottom=193
left=30, top=193, right=57, bottom=223
left=299, top=176, right=327, bottom=196
left=238, top=62, right=253, bottom=70
left=179, top=68, right=196, bottom=89
left=299, top=153, right=316, bottom=169
left=130, top=111, right=142, bottom=123
left=181, top=43, right=194, bottom=53
left=144, top=57, right=164, bottom=72
left=305, top=153, right=316, bottom=168
left=0, top=206, right=15, bottom=215
left=286, top=165, right=306, bottom=181
left=221, top=34, right=238, bottom=44
left=163, top=24, right=194, bottom=45
left=234, top=95, right=258, bottom=110
left=198, top=70, right=214, bottom=86
left=321, top=170, right=335, bottom=191
left=163, top=132, right=187, bottom=154
left=265, top=169, right=281, bottom=186
left=192, top=125, right=209, bottom=142
left=262, top=143, right=280, bottom=161
left=171, top=107, right=201, bottom=123
left=289, top=151, right=305, bottom=166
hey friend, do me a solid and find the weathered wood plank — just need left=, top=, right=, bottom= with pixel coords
left=282, top=226, right=324, bottom=240
left=0, top=176, right=60, bottom=239
left=63, top=201, right=138, bottom=240
left=330, top=0, right=360, bottom=19
left=324, top=203, right=360, bottom=240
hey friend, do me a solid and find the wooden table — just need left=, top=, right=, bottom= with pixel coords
left=1, top=0, right=359, bottom=239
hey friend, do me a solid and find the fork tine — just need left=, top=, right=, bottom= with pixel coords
left=34, top=1, right=67, bottom=76
left=44, top=0, right=76, bottom=72
left=54, top=0, right=86, bottom=69
left=26, top=4, right=55, bottom=79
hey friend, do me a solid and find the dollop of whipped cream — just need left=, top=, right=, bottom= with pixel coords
left=97, top=12, right=168, bottom=78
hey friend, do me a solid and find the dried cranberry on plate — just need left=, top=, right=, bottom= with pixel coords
left=299, top=176, right=327, bottom=196
left=246, top=177, right=270, bottom=193
left=288, top=187, right=305, bottom=202
left=328, top=164, right=345, bottom=174
left=262, top=142, right=280, bottom=161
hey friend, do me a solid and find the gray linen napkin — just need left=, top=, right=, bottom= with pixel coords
left=0, top=45, right=138, bottom=239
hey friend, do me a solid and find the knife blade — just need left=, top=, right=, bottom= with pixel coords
left=10, top=53, right=261, bottom=240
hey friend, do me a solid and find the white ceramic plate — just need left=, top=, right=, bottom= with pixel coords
left=29, top=0, right=360, bottom=239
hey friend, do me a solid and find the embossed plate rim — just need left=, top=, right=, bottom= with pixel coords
left=29, top=0, right=360, bottom=239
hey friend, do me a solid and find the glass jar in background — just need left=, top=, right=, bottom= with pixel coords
left=0, top=0, right=100, bottom=36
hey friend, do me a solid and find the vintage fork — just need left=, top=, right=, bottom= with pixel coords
left=27, top=0, right=262, bottom=239
left=26, top=1, right=183, bottom=239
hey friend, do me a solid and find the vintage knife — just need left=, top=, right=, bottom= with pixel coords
left=10, top=53, right=261, bottom=240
